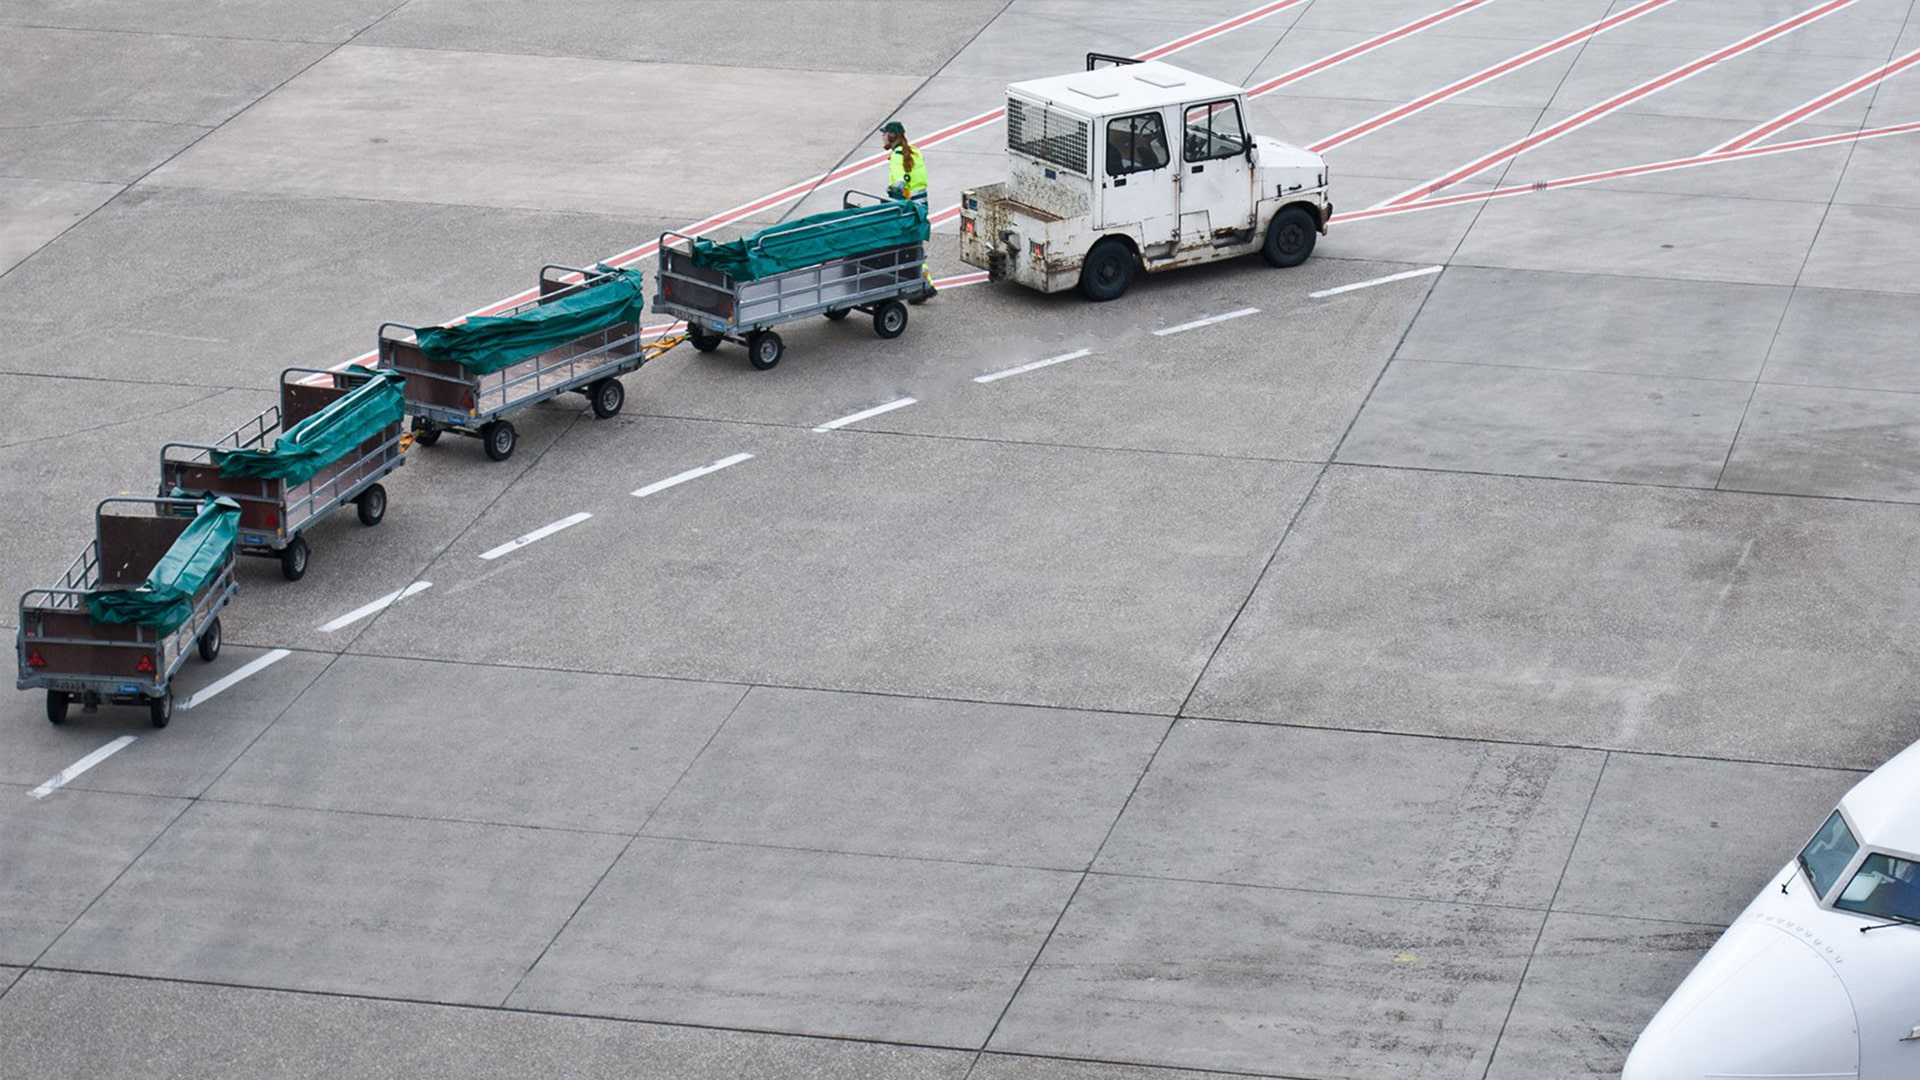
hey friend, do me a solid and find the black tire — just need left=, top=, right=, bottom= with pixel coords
left=590, top=378, right=625, bottom=419
left=1262, top=206, right=1318, bottom=268
left=149, top=692, right=172, bottom=729
left=47, top=690, right=69, bottom=725
left=355, top=483, right=388, bottom=526
left=872, top=300, right=908, bottom=339
left=483, top=420, right=517, bottom=462
left=747, top=331, right=783, bottom=371
left=280, top=536, right=310, bottom=582
left=823, top=308, right=850, bottom=322
left=690, top=327, right=723, bottom=353
left=1079, top=238, right=1135, bottom=302
left=198, top=616, right=222, bottom=663
left=410, top=417, right=441, bottom=447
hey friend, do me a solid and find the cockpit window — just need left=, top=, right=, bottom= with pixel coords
left=1797, top=811, right=1859, bottom=898
left=1835, top=852, right=1920, bottom=924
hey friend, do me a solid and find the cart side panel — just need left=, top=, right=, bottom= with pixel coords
left=381, top=336, right=476, bottom=415
left=656, top=246, right=737, bottom=320
left=96, top=515, right=190, bottom=587
left=282, top=380, right=351, bottom=427
left=161, top=462, right=285, bottom=535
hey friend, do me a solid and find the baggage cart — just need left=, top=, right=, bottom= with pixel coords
left=654, top=191, right=930, bottom=371
left=160, top=366, right=405, bottom=582
left=379, top=264, right=668, bottom=462
left=17, top=497, right=236, bottom=728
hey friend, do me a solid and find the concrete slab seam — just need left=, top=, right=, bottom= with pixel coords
left=495, top=681, right=755, bottom=1007
left=1474, top=752, right=1613, bottom=1080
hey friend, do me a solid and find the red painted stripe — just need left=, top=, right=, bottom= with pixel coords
left=1715, top=46, right=1920, bottom=152
left=1247, top=0, right=1494, bottom=98
left=1309, top=0, right=1672, bottom=153
left=1337, top=118, right=1920, bottom=223
left=1138, top=0, right=1310, bottom=61
left=1380, top=0, right=1858, bottom=206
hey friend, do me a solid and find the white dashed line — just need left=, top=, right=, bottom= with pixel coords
left=812, top=397, right=917, bottom=432
left=180, top=649, right=291, bottom=710
left=975, top=349, right=1092, bottom=384
left=479, top=512, right=594, bottom=560
left=31, top=736, right=137, bottom=799
left=1153, top=308, right=1260, bottom=336
left=317, top=582, right=432, bottom=633
left=632, top=453, right=754, bottom=497
left=1309, top=265, right=1443, bottom=298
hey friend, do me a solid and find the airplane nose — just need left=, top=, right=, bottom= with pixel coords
left=1622, top=921, right=1858, bottom=1080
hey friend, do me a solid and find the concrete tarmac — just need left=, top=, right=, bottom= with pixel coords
left=4, top=2, right=1918, bottom=1077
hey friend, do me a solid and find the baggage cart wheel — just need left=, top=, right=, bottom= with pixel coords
left=690, top=327, right=723, bottom=353
left=824, top=308, right=850, bottom=322
left=411, top=417, right=441, bottom=447
left=47, top=690, right=69, bottom=725
left=1262, top=206, right=1317, bottom=268
left=281, top=536, right=310, bottom=582
left=747, top=331, right=783, bottom=371
left=356, top=483, right=388, bottom=526
left=1079, top=238, right=1135, bottom=302
left=483, top=420, right=517, bottom=461
left=198, top=616, right=222, bottom=663
left=149, top=692, right=172, bottom=729
left=590, top=377, right=625, bottom=419
left=872, top=300, right=908, bottom=340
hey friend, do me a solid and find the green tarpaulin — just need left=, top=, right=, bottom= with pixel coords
left=691, top=200, right=929, bottom=281
left=414, top=268, right=644, bottom=375
left=85, top=498, right=239, bottom=633
left=212, top=367, right=404, bottom=485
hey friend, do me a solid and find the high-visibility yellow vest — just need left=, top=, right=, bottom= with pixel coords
left=889, top=145, right=929, bottom=198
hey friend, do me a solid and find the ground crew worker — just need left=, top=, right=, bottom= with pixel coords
left=881, top=120, right=935, bottom=301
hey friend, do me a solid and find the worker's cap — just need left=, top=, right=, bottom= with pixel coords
left=880, top=121, right=906, bottom=135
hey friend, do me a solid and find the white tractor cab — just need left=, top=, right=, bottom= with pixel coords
left=959, top=53, right=1331, bottom=302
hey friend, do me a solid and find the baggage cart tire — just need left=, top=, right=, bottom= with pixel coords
left=873, top=300, right=908, bottom=340
left=1262, top=206, right=1317, bottom=268
left=483, top=420, right=517, bottom=461
left=356, top=483, right=388, bottom=526
left=198, top=616, right=223, bottom=663
left=690, top=327, right=724, bottom=353
left=411, top=418, right=441, bottom=447
left=47, top=690, right=69, bottom=725
left=590, top=377, right=625, bottom=419
left=824, top=308, right=851, bottom=322
left=149, top=692, right=172, bottom=729
left=281, top=536, right=310, bottom=582
left=747, top=331, right=783, bottom=371
left=1080, top=238, right=1135, bottom=302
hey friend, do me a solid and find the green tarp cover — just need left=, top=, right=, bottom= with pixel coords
left=691, top=200, right=929, bottom=281
left=212, top=366, right=404, bottom=485
left=85, top=498, right=239, bottom=633
left=414, top=268, right=644, bottom=375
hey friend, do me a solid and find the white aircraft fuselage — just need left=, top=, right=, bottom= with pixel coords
left=1623, top=740, right=1920, bottom=1079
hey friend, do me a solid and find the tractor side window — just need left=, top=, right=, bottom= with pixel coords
left=1183, top=99, right=1247, bottom=162
left=1105, top=112, right=1170, bottom=176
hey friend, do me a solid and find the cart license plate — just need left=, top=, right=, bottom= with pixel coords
left=44, top=679, right=89, bottom=693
